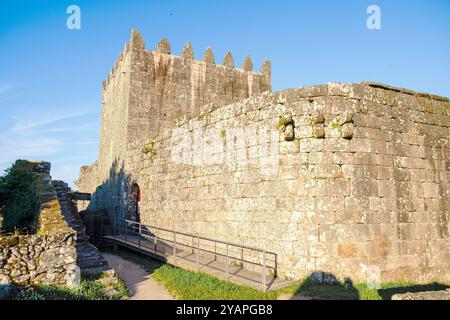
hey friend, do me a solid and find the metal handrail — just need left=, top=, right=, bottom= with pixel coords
left=120, top=219, right=277, bottom=266
left=104, top=217, right=277, bottom=291
left=113, top=220, right=276, bottom=269
left=124, top=219, right=275, bottom=256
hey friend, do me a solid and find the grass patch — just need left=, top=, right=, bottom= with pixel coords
left=0, top=278, right=129, bottom=300
left=152, top=264, right=277, bottom=300
left=101, top=247, right=450, bottom=300
left=102, top=247, right=276, bottom=300
left=110, top=277, right=130, bottom=299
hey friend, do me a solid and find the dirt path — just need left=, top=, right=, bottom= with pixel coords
left=102, top=253, right=175, bottom=300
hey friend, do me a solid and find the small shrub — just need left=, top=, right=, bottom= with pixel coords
left=330, top=119, right=340, bottom=129
left=141, top=139, right=158, bottom=161
left=277, top=117, right=288, bottom=132
left=3, top=278, right=128, bottom=300
left=15, top=287, right=46, bottom=300
left=0, top=161, right=40, bottom=234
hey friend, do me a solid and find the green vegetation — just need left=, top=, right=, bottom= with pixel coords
left=330, top=119, right=340, bottom=129
left=152, top=264, right=278, bottom=300
left=0, top=278, right=129, bottom=300
left=103, top=247, right=450, bottom=300
left=141, top=139, right=158, bottom=161
left=219, top=129, right=226, bottom=139
left=0, top=161, right=40, bottom=234
left=103, top=247, right=276, bottom=300
left=277, top=116, right=288, bottom=132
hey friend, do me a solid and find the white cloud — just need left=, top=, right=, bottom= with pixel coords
left=75, top=140, right=98, bottom=145
left=51, top=164, right=84, bottom=189
left=19, top=123, right=99, bottom=134
left=0, top=134, right=63, bottom=165
left=0, top=101, right=99, bottom=188
left=52, top=155, right=91, bottom=164
left=11, top=110, right=96, bottom=132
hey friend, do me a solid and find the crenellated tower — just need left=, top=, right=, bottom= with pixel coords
left=98, top=28, right=272, bottom=182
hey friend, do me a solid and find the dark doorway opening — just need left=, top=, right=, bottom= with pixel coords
left=128, top=183, right=141, bottom=223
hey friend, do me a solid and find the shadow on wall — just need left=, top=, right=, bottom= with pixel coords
left=87, top=159, right=135, bottom=221
left=81, top=160, right=157, bottom=243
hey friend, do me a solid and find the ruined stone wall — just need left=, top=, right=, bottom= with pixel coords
left=87, top=82, right=450, bottom=284
left=75, top=162, right=98, bottom=211
left=0, top=233, right=77, bottom=286
left=0, top=161, right=78, bottom=287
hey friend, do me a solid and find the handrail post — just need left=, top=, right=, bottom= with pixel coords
left=173, top=233, right=176, bottom=257
left=154, top=234, right=158, bottom=254
left=196, top=237, right=200, bottom=270
left=100, top=215, right=104, bottom=245
left=113, top=219, right=116, bottom=240
left=214, top=241, right=217, bottom=261
left=125, top=221, right=128, bottom=242
left=262, top=249, right=267, bottom=292
left=138, top=223, right=142, bottom=249
left=225, top=244, right=229, bottom=277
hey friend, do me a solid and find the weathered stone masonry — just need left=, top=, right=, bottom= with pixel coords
left=88, top=29, right=271, bottom=197
left=77, top=29, right=450, bottom=284
left=0, top=161, right=78, bottom=287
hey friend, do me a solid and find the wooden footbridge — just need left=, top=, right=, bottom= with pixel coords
left=100, top=218, right=294, bottom=291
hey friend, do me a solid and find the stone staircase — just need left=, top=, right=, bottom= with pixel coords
left=52, top=180, right=109, bottom=277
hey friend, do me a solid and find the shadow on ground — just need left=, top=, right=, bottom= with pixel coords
left=288, top=272, right=450, bottom=300
left=378, top=283, right=450, bottom=300
left=101, top=246, right=166, bottom=275
left=291, top=273, right=359, bottom=300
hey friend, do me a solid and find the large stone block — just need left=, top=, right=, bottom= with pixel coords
left=314, top=164, right=341, bottom=179
left=326, top=179, right=350, bottom=196
left=300, top=138, right=324, bottom=152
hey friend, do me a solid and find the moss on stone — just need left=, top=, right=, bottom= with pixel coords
left=0, top=235, right=19, bottom=247
left=141, top=139, right=158, bottom=161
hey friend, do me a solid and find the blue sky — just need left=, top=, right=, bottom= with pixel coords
left=0, top=0, right=449, bottom=188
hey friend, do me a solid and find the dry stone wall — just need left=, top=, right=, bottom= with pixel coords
left=79, top=81, right=450, bottom=284
left=0, top=161, right=78, bottom=287
left=0, top=233, right=77, bottom=286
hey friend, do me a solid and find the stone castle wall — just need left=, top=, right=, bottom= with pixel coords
left=0, top=161, right=78, bottom=287
left=95, top=29, right=271, bottom=187
left=76, top=30, right=450, bottom=284
left=78, top=81, right=450, bottom=284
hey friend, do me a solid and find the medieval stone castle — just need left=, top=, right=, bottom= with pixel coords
left=76, top=29, right=450, bottom=284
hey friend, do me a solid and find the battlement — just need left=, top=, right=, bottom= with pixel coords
left=102, top=29, right=271, bottom=91
left=97, top=28, right=272, bottom=183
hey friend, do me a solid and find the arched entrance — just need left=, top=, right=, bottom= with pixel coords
left=127, top=183, right=141, bottom=223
